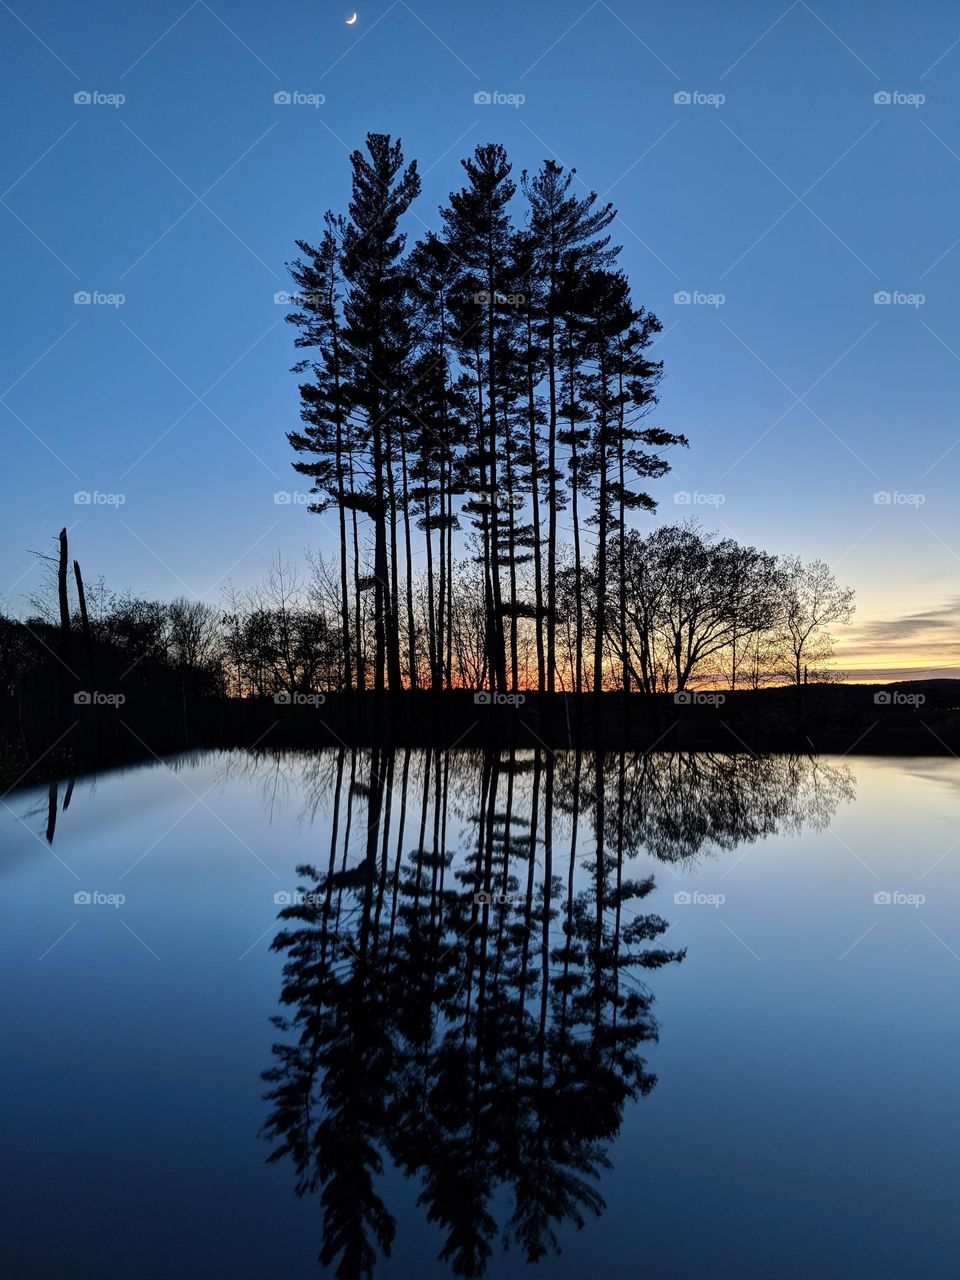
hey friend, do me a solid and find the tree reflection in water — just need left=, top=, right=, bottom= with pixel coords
left=260, top=749, right=853, bottom=1277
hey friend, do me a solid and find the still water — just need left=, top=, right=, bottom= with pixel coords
left=1, top=750, right=958, bottom=1279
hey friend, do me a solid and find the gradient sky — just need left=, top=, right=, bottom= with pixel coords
left=2, top=0, right=958, bottom=678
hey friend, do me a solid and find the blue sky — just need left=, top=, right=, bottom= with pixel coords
left=2, top=0, right=959, bottom=675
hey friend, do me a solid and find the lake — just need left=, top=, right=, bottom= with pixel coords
left=1, top=749, right=958, bottom=1279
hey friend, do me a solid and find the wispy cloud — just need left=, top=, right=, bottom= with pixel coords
left=857, top=596, right=960, bottom=645
left=834, top=595, right=960, bottom=680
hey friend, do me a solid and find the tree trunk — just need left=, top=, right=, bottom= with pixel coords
left=546, top=303, right=558, bottom=694
left=57, top=528, right=71, bottom=659
left=569, top=349, right=584, bottom=697
left=592, top=356, right=609, bottom=698
left=386, top=422, right=403, bottom=691
left=399, top=424, right=418, bottom=689
left=424, top=480, right=438, bottom=690
left=484, top=273, right=507, bottom=691
left=525, top=307, right=546, bottom=692
left=617, top=390, right=630, bottom=697
left=73, top=559, right=96, bottom=693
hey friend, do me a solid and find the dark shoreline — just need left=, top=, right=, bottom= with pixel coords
left=4, top=681, right=959, bottom=795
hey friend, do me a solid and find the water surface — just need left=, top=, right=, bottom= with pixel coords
left=1, top=750, right=958, bottom=1278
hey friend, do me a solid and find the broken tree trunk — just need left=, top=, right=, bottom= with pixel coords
left=73, top=558, right=95, bottom=687
left=55, top=528, right=75, bottom=741
left=57, top=528, right=71, bottom=660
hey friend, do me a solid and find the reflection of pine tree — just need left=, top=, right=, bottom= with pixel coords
left=499, top=756, right=684, bottom=1262
left=262, top=925, right=397, bottom=1279
left=262, top=748, right=695, bottom=1277
left=262, top=753, right=397, bottom=1280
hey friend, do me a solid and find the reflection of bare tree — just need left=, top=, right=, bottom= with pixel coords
left=555, top=751, right=856, bottom=864
left=262, top=748, right=684, bottom=1278
left=214, top=748, right=346, bottom=827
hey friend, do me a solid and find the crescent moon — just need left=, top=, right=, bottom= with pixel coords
left=345, top=11, right=357, bottom=23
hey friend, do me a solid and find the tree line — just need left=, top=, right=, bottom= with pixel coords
left=282, top=132, right=853, bottom=694
left=1, top=524, right=853, bottom=708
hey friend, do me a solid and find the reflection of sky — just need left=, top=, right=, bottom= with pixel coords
left=1, top=749, right=959, bottom=1275
left=2, top=2, right=959, bottom=675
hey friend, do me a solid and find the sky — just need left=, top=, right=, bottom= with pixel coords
left=1, top=0, right=958, bottom=679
